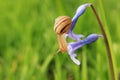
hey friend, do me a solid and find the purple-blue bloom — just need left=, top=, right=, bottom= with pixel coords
left=70, top=3, right=92, bottom=31
left=67, top=34, right=102, bottom=65
left=65, top=3, right=102, bottom=65
left=68, top=3, right=92, bottom=41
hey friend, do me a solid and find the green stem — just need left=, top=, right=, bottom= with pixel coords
left=90, top=4, right=115, bottom=80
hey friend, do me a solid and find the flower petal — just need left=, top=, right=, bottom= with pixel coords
left=71, top=3, right=92, bottom=31
left=67, top=40, right=87, bottom=65
left=85, top=34, right=102, bottom=44
left=68, top=32, right=84, bottom=41
left=67, top=45, right=80, bottom=65
left=67, top=34, right=102, bottom=65
left=67, top=3, right=91, bottom=41
left=70, top=54, right=80, bottom=65
left=68, top=40, right=86, bottom=51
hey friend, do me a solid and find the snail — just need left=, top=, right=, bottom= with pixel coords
left=54, top=16, right=72, bottom=53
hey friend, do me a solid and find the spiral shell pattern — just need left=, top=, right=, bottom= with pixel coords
left=54, top=16, right=72, bottom=35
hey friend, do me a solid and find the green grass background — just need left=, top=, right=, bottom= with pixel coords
left=0, top=0, right=120, bottom=80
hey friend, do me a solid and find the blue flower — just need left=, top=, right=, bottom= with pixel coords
left=67, top=34, right=102, bottom=65
left=67, top=3, right=92, bottom=41
left=65, top=3, right=102, bottom=65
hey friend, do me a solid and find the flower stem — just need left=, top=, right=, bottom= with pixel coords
left=90, top=4, right=115, bottom=80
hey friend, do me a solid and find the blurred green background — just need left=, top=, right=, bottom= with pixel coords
left=0, top=0, right=120, bottom=80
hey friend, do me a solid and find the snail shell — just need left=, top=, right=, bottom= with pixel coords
left=54, top=16, right=72, bottom=35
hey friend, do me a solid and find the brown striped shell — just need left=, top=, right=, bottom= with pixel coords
left=54, top=16, right=72, bottom=35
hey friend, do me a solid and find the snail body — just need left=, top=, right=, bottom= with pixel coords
left=54, top=16, right=72, bottom=53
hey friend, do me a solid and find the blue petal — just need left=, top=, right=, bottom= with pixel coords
left=67, top=34, right=102, bottom=65
left=67, top=45, right=81, bottom=65
left=70, top=53, right=80, bottom=65
left=68, top=40, right=86, bottom=51
left=67, top=3, right=91, bottom=41
left=85, top=34, right=101, bottom=44
left=67, top=40, right=86, bottom=65
left=71, top=3, right=91, bottom=31
left=68, top=32, right=84, bottom=41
